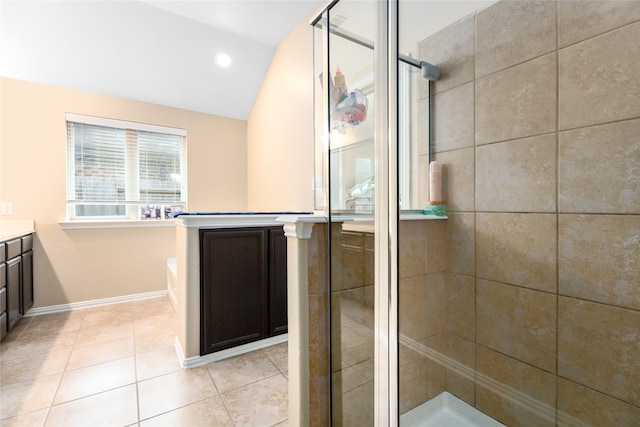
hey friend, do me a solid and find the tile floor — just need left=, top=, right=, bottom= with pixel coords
left=0, top=296, right=289, bottom=426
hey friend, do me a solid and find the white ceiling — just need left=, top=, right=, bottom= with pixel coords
left=142, top=1, right=320, bottom=47
left=0, top=0, right=319, bottom=120
left=0, top=0, right=493, bottom=121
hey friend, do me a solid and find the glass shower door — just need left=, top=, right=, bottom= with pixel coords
left=319, top=0, right=377, bottom=424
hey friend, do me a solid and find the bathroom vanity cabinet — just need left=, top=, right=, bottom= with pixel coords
left=200, top=226, right=287, bottom=355
left=1, top=232, right=34, bottom=341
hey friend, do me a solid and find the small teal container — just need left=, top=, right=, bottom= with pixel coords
left=423, top=202, right=446, bottom=216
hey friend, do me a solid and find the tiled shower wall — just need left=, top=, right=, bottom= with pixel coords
left=418, top=0, right=640, bottom=425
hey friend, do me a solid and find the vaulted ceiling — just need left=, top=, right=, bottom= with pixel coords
left=0, top=0, right=319, bottom=120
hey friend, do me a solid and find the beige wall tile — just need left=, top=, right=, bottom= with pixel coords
left=476, top=346, right=557, bottom=427
left=559, top=214, right=640, bottom=310
left=436, top=147, right=475, bottom=209
left=445, top=273, right=475, bottom=341
left=399, top=355, right=429, bottom=414
left=477, top=280, right=557, bottom=372
left=444, top=333, right=475, bottom=406
left=400, top=220, right=447, bottom=277
left=557, top=378, right=640, bottom=427
left=308, top=294, right=329, bottom=378
left=476, top=135, right=557, bottom=212
left=559, top=119, right=640, bottom=214
left=399, top=221, right=429, bottom=279
left=558, top=297, right=640, bottom=406
left=445, top=212, right=475, bottom=276
left=477, top=213, right=557, bottom=292
left=419, top=14, right=474, bottom=94
left=432, top=83, right=475, bottom=153
left=309, top=376, right=330, bottom=426
left=476, top=53, right=557, bottom=145
left=559, top=22, right=640, bottom=130
left=434, top=148, right=475, bottom=212
left=558, top=0, right=640, bottom=48
left=308, top=223, right=328, bottom=297
left=425, top=220, right=447, bottom=274
left=399, top=273, right=444, bottom=342
left=400, top=276, right=430, bottom=342
left=425, top=333, right=447, bottom=399
left=476, top=0, right=556, bottom=78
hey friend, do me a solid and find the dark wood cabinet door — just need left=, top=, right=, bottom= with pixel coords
left=268, top=228, right=288, bottom=336
left=200, top=228, right=268, bottom=355
left=6, top=257, right=22, bottom=330
left=21, top=250, right=33, bottom=313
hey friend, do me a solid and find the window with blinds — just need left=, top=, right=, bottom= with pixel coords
left=66, top=114, right=187, bottom=220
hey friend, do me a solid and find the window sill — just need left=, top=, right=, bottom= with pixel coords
left=59, top=219, right=177, bottom=230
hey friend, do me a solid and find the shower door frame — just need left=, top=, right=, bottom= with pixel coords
left=373, top=0, right=399, bottom=425
left=312, top=0, right=402, bottom=424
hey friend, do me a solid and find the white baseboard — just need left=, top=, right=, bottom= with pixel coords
left=175, top=334, right=289, bottom=369
left=25, top=290, right=169, bottom=316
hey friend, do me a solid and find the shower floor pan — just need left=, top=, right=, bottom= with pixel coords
left=401, top=392, right=505, bottom=427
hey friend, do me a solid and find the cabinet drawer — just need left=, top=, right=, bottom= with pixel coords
left=6, top=239, right=21, bottom=259
left=0, top=287, right=5, bottom=313
left=22, top=235, right=33, bottom=252
left=0, top=263, right=4, bottom=288
left=0, top=242, right=5, bottom=263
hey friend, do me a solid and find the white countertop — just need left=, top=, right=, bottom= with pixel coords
left=175, top=212, right=445, bottom=229
left=0, top=219, right=35, bottom=241
left=175, top=213, right=295, bottom=228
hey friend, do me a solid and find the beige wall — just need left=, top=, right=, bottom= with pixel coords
left=0, top=77, right=247, bottom=308
left=247, top=18, right=315, bottom=212
left=417, top=1, right=640, bottom=424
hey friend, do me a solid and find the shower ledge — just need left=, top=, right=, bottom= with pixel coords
left=277, top=212, right=447, bottom=223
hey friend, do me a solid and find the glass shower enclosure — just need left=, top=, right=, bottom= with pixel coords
left=314, top=0, right=640, bottom=425
left=312, top=0, right=453, bottom=424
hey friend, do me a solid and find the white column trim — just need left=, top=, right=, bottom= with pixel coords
left=283, top=222, right=315, bottom=239
left=277, top=215, right=325, bottom=426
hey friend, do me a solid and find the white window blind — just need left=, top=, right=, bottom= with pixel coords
left=66, top=114, right=187, bottom=220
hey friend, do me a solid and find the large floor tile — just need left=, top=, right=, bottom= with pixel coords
left=66, top=336, right=134, bottom=371
left=82, top=305, right=134, bottom=327
left=45, top=384, right=138, bottom=427
left=3, top=332, right=77, bottom=361
left=0, top=374, right=61, bottom=420
left=134, top=297, right=175, bottom=319
left=74, top=320, right=134, bottom=347
left=1, top=298, right=290, bottom=425
left=139, top=396, right=234, bottom=427
left=136, top=346, right=182, bottom=381
left=53, top=357, right=136, bottom=404
left=20, top=316, right=83, bottom=339
left=134, top=312, right=176, bottom=337
left=0, top=408, right=48, bottom=427
left=134, top=328, right=176, bottom=355
left=221, top=374, right=288, bottom=427
left=137, top=367, right=218, bottom=420
left=262, top=342, right=288, bottom=375
left=0, top=349, right=70, bottom=386
left=207, top=350, right=280, bottom=393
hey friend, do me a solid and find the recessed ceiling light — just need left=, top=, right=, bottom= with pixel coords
left=215, top=53, right=232, bottom=67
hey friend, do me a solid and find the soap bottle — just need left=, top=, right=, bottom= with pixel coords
left=333, top=65, right=348, bottom=104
